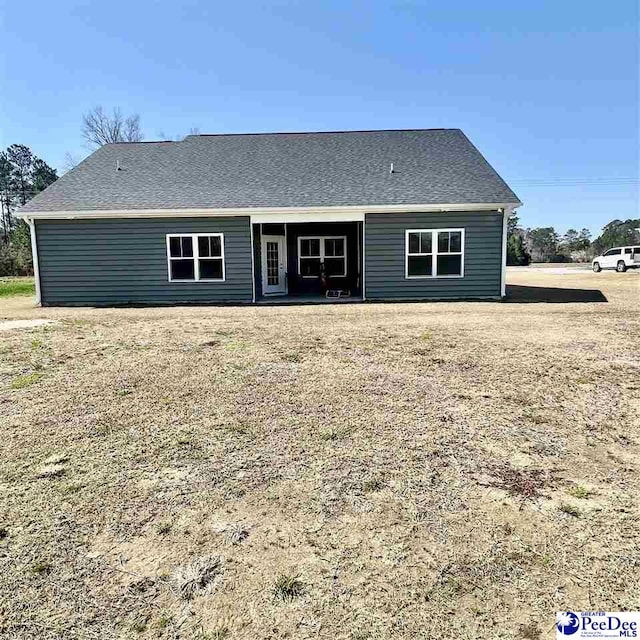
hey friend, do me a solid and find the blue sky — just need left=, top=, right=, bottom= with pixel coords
left=1, top=1, right=637, bottom=235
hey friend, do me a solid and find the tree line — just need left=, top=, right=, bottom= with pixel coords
left=0, top=145, right=58, bottom=276
left=1, top=106, right=204, bottom=277
left=507, top=214, right=640, bottom=266
left=0, top=107, right=146, bottom=276
left=2, top=105, right=638, bottom=275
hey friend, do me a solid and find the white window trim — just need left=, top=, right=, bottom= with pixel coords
left=166, top=233, right=226, bottom=282
left=405, top=228, right=465, bottom=279
left=297, top=235, right=347, bottom=278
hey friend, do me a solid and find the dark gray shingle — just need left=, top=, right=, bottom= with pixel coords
left=21, top=129, right=520, bottom=213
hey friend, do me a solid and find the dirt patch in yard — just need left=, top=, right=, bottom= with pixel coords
left=0, top=270, right=638, bottom=639
left=0, top=319, right=55, bottom=331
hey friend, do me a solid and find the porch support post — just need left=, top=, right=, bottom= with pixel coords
left=500, top=206, right=513, bottom=299
left=361, top=218, right=366, bottom=300
left=250, top=222, right=256, bottom=303
left=25, top=217, right=42, bottom=306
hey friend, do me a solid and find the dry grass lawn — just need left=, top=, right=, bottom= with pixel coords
left=0, top=269, right=638, bottom=639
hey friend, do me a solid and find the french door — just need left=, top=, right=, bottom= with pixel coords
left=261, top=235, right=287, bottom=295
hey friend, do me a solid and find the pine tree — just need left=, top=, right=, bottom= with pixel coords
left=32, top=158, right=58, bottom=194
left=0, top=145, right=58, bottom=275
left=0, top=152, right=13, bottom=244
left=506, top=213, right=531, bottom=265
left=7, top=144, right=33, bottom=205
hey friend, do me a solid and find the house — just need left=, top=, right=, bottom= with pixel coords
left=18, top=129, right=521, bottom=306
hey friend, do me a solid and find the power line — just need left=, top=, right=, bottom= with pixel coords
left=509, top=177, right=639, bottom=187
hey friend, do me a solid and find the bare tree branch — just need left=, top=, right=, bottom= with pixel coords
left=63, top=152, right=81, bottom=173
left=156, top=127, right=201, bottom=141
left=82, top=106, right=143, bottom=147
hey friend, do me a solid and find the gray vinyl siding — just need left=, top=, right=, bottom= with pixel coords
left=365, top=211, right=503, bottom=300
left=36, top=217, right=253, bottom=305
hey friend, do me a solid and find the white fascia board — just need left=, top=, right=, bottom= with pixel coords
left=17, top=202, right=522, bottom=221
left=253, top=211, right=365, bottom=223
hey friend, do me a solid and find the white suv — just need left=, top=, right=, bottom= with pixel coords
left=592, top=246, right=640, bottom=272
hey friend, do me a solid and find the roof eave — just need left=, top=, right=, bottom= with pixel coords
left=18, top=201, right=522, bottom=220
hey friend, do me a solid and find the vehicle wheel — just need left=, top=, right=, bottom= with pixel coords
left=616, top=261, right=627, bottom=273
left=592, top=262, right=601, bottom=272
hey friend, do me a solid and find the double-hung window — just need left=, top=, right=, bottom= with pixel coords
left=166, top=233, right=225, bottom=282
left=298, top=236, right=347, bottom=278
left=405, top=229, right=464, bottom=278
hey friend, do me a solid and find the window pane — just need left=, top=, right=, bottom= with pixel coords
left=450, top=232, right=462, bottom=252
left=181, top=236, right=193, bottom=258
left=420, top=233, right=432, bottom=254
left=408, top=255, right=432, bottom=276
left=324, top=258, right=345, bottom=277
left=300, top=257, right=321, bottom=277
left=408, top=233, right=420, bottom=254
left=210, top=235, right=221, bottom=257
left=301, top=238, right=320, bottom=257
left=199, top=259, right=223, bottom=280
left=197, top=235, right=221, bottom=258
left=169, top=237, right=182, bottom=257
left=438, top=232, right=450, bottom=253
left=437, top=255, right=462, bottom=276
left=324, top=238, right=344, bottom=257
left=198, top=236, right=210, bottom=257
left=171, top=259, right=195, bottom=280
left=333, top=238, right=345, bottom=256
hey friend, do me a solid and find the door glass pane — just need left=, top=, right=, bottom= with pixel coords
left=408, top=256, right=432, bottom=276
left=266, top=241, right=279, bottom=285
left=171, top=259, right=195, bottom=280
left=199, top=259, right=223, bottom=280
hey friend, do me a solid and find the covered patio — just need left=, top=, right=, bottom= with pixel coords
left=252, top=219, right=364, bottom=302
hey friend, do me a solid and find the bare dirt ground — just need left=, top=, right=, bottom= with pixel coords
left=0, top=269, right=638, bottom=639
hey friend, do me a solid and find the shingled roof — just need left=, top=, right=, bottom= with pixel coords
left=21, top=129, right=520, bottom=213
